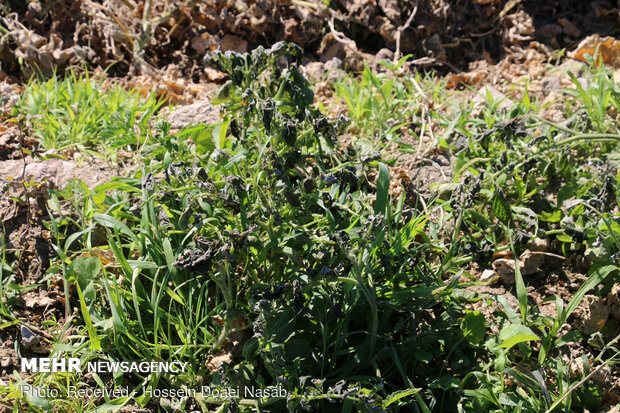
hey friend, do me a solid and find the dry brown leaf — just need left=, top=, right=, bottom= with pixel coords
left=570, top=35, right=620, bottom=68
left=24, top=290, right=56, bottom=309
left=446, top=72, right=485, bottom=89
left=206, top=352, right=232, bottom=372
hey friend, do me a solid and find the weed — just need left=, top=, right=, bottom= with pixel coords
left=13, top=70, right=163, bottom=154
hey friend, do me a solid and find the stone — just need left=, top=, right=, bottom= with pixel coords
left=527, top=237, right=549, bottom=252
left=163, top=100, right=220, bottom=130
left=0, top=357, right=12, bottom=368
left=574, top=295, right=610, bottom=335
left=607, top=283, right=620, bottom=322
left=493, top=258, right=515, bottom=285
left=473, top=85, right=515, bottom=112
left=20, top=325, right=40, bottom=350
left=479, top=269, right=496, bottom=282
left=519, top=250, right=545, bottom=276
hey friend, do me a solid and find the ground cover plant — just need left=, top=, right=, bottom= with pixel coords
left=330, top=57, right=620, bottom=412
left=13, top=71, right=163, bottom=155
left=0, top=40, right=619, bottom=413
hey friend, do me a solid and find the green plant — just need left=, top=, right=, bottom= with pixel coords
left=332, top=57, right=423, bottom=150
left=6, top=42, right=620, bottom=413
left=564, top=64, right=620, bottom=134
left=14, top=43, right=478, bottom=412
left=435, top=62, right=620, bottom=411
left=13, top=70, right=163, bottom=153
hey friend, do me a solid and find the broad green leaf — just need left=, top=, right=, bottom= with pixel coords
left=189, top=125, right=214, bottom=154
left=499, top=324, right=539, bottom=349
left=503, top=368, right=539, bottom=389
left=93, top=213, right=139, bottom=244
left=70, top=256, right=100, bottom=304
left=94, top=181, right=140, bottom=194
left=539, top=210, right=562, bottom=222
left=461, top=311, right=486, bottom=345
left=24, top=389, right=53, bottom=410
left=126, top=260, right=160, bottom=270
left=512, top=206, right=538, bottom=230
left=63, top=224, right=96, bottom=256
left=491, top=184, right=512, bottom=225
left=557, top=182, right=578, bottom=207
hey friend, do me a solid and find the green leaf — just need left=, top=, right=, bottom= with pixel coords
left=184, top=124, right=214, bottom=154
left=383, top=388, right=420, bottom=407
left=557, top=182, right=578, bottom=207
left=491, top=184, right=512, bottom=225
left=556, top=234, right=574, bottom=243
left=211, top=119, right=230, bottom=150
left=374, top=162, right=390, bottom=215
left=70, top=256, right=101, bottom=304
left=539, top=210, right=562, bottom=222
left=24, top=389, right=53, bottom=410
left=563, top=265, right=617, bottom=322
left=75, top=279, right=101, bottom=351
left=93, top=213, right=139, bottom=244
left=512, top=206, right=538, bottom=230
left=503, top=368, right=539, bottom=389
left=499, top=324, right=540, bottom=349
left=461, top=311, right=486, bottom=345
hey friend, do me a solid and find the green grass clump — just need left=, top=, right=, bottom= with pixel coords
left=13, top=71, right=163, bottom=152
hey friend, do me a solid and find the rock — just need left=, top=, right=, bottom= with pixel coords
left=163, top=100, right=220, bottom=130
left=206, top=352, right=232, bottom=372
left=574, top=295, right=610, bottom=335
left=0, top=357, right=12, bottom=368
left=0, top=82, right=19, bottom=113
left=527, top=237, right=549, bottom=252
left=300, top=58, right=345, bottom=84
left=421, top=34, right=447, bottom=60
left=20, top=325, right=40, bottom=350
left=0, top=156, right=122, bottom=189
left=519, top=250, right=545, bottom=276
left=491, top=248, right=550, bottom=285
left=540, top=76, right=562, bottom=92
left=375, top=48, right=394, bottom=62
left=479, top=269, right=496, bottom=282
left=317, top=33, right=372, bottom=72
left=503, top=11, right=535, bottom=45
left=570, top=35, right=620, bottom=69
left=563, top=354, right=585, bottom=377
left=558, top=18, right=581, bottom=38
left=24, top=159, right=76, bottom=183
left=535, top=23, right=562, bottom=46
left=493, top=258, right=515, bottom=285
left=607, top=284, right=620, bottom=322
left=219, top=35, right=248, bottom=53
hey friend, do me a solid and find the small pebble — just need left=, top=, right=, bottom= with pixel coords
left=479, top=269, right=496, bottom=282
left=20, top=326, right=40, bottom=350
